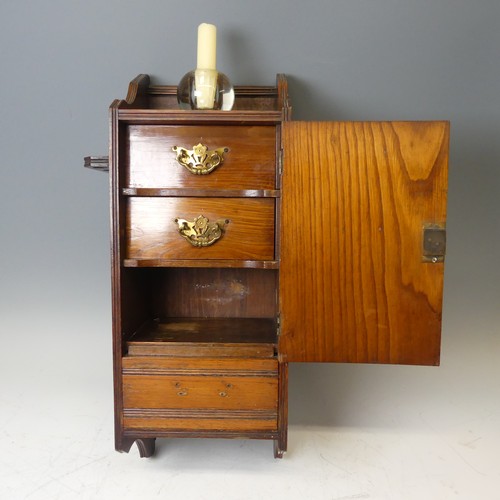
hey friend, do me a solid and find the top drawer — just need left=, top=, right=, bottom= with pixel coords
left=125, top=125, right=277, bottom=190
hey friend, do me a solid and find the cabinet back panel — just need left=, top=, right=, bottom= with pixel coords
left=152, top=268, right=277, bottom=319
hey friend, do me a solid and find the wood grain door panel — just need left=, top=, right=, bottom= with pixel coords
left=279, top=121, right=449, bottom=364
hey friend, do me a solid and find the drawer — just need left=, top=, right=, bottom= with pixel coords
left=125, top=125, right=277, bottom=190
left=122, top=357, right=278, bottom=432
left=125, top=197, right=275, bottom=261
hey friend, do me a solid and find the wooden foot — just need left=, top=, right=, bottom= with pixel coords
left=116, top=437, right=156, bottom=457
left=116, top=436, right=136, bottom=454
left=273, top=439, right=285, bottom=459
left=135, top=438, right=156, bottom=458
left=275, top=361, right=288, bottom=459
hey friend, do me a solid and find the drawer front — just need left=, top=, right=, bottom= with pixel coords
left=122, top=357, right=278, bottom=432
left=125, top=197, right=275, bottom=261
left=126, top=125, right=277, bottom=190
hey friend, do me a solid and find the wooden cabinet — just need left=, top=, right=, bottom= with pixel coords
left=85, top=74, right=449, bottom=458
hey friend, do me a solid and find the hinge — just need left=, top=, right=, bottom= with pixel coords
left=422, top=223, right=446, bottom=263
left=276, top=315, right=281, bottom=336
left=278, top=148, right=284, bottom=176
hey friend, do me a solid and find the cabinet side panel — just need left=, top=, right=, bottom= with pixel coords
left=279, top=121, right=449, bottom=364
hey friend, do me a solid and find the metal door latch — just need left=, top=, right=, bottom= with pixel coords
left=423, top=224, right=446, bottom=263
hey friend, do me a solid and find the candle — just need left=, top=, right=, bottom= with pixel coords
left=197, top=23, right=217, bottom=70
left=195, top=23, right=217, bottom=109
left=176, top=22, right=234, bottom=110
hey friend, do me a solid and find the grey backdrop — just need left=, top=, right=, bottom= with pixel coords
left=1, top=0, right=499, bottom=494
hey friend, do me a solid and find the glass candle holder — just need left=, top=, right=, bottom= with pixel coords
left=177, top=69, right=234, bottom=111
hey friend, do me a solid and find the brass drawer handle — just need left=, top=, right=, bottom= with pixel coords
left=172, top=143, right=229, bottom=175
left=174, top=215, right=229, bottom=247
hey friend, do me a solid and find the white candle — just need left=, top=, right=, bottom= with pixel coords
left=195, top=23, right=218, bottom=108
left=197, top=23, right=217, bottom=70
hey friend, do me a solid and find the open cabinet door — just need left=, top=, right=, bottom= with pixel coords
left=279, top=121, right=449, bottom=364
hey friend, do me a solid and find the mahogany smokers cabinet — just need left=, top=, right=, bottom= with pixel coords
left=85, top=74, right=449, bottom=458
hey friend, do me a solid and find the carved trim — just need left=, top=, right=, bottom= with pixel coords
left=125, top=74, right=150, bottom=106
left=123, top=429, right=279, bottom=440
left=122, top=368, right=277, bottom=377
left=117, top=108, right=283, bottom=124
left=123, top=408, right=277, bottom=420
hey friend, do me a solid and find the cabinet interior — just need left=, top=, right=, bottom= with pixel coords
left=120, top=267, right=278, bottom=356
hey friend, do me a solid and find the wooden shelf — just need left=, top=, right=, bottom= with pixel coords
left=127, top=318, right=277, bottom=358
left=122, top=188, right=280, bottom=198
left=123, top=259, right=279, bottom=269
left=117, top=108, right=284, bottom=125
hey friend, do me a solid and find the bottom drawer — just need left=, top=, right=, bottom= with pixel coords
left=122, top=357, right=278, bottom=432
